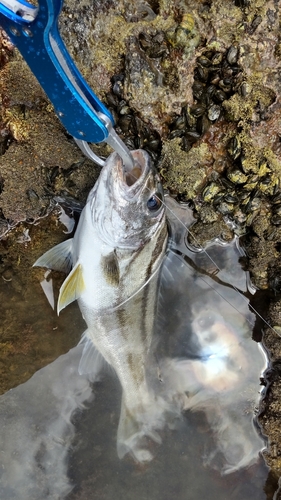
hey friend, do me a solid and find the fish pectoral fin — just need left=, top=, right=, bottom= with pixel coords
left=33, top=239, right=73, bottom=274
left=57, top=262, right=85, bottom=314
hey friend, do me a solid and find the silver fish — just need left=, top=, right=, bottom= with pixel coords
left=34, top=152, right=266, bottom=471
left=34, top=149, right=168, bottom=462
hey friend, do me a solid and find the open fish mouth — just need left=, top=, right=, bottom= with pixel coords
left=124, top=150, right=148, bottom=187
left=116, top=149, right=153, bottom=193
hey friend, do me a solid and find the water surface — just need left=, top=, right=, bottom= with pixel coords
left=0, top=200, right=271, bottom=499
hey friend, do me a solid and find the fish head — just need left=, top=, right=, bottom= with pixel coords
left=89, top=149, right=166, bottom=248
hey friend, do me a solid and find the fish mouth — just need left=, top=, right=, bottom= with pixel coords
left=118, top=150, right=151, bottom=190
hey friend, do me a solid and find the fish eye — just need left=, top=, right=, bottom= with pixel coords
left=147, top=192, right=163, bottom=212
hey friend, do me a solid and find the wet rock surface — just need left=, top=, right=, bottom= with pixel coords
left=0, top=0, right=281, bottom=486
left=0, top=211, right=84, bottom=394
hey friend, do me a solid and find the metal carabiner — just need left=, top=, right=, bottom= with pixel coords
left=0, top=0, right=135, bottom=171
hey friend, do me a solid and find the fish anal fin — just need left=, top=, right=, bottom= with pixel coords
left=101, top=251, right=120, bottom=286
left=57, top=262, right=85, bottom=314
left=33, top=239, right=73, bottom=274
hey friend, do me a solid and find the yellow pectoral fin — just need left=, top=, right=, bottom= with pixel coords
left=57, top=262, right=85, bottom=315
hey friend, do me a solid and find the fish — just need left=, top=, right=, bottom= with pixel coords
left=34, top=150, right=267, bottom=471
left=34, top=149, right=169, bottom=462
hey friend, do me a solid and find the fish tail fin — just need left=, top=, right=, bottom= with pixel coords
left=116, top=394, right=168, bottom=463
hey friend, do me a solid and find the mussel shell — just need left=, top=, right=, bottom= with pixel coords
left=214, top=89, right=227, bottom=103
left=273, top=204, right=281, bottom=215
left=192, top=80, right=206, bottom=100
left=208, top=104, right=221, bottom=121
left=119, top=104, right=132, bottom=116
left=224, top=193, right=239, bottom=203
left=26, top=188, right=39, bottom=201
left=211, top=52, right=223, bottom=65
left=195, top=65, right=209, bottom=83
left=245, top=197, right=262, bottom=212
left=227, top=136, right=241, bottom=159
left=185, top=130, right=201, bottom=142
left=226, top=45, right=239, bottom=65
left=147, top=137, right=161, bottom=151
left=221, top=177, right=236, bottom=189
left=112, top=81, right=124, bottom=98
left=145, top=149, right=159, bottom=162
left=118, top=115, right=133, bottom=133
left=227, top=169, right=248, bottom=184
left=197, top=56, right=211, bottom=67
left=250, top=16, right=262, bottom=33
left=181, top=136, right=192, bottom=152
left=202, top=182, right=222, bottom=202
left=106, top=93, right=119, bottom=107
left=217, top=201, right=235, bottom=215
left=169, top=129, right=185, bottom=139
left=206, top=84, right=216, bottom=97
left=272, top=192, right=281, bottom=204
left=196, top=115, right=210, bottom=135
left=271, top=214, right=281, bottom=226
left=173, top=115, right=186, bottom=130
left=191, top=104, right=206, bottom=117
left=139, top=33, right=151, bottom=50
left=124, top=136, right=136, bottom=149
left=134, top=133, right=144, bottom=149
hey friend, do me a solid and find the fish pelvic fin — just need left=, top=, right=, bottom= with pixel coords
left=57, top=262, right=85, bottom=315
left=78, top=331, right=106, bottom=381
left=33, top=239, right=73, bottom=274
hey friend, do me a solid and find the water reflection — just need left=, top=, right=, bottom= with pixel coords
left=0, top=345, right=92, bottom=498
left=155, top=249, right=266, bottom=475
left=0, top=200, right=271, bottom=499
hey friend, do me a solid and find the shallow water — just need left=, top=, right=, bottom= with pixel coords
left=0, top=199, right=273, bottom=499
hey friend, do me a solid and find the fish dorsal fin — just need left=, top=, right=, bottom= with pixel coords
left=57, top=262, right=85, bottom=315
left=33, top=239, right=73, bottom=274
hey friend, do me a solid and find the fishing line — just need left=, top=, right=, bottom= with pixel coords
left=169, top=247, right=257, bottom=330
left=197, top=273, right=255, bottom=328
left=127, top=159, right=277, bottom=336
left=160, top=193, right=278, bottom=336
left=107, top=258, right=163, bottom=312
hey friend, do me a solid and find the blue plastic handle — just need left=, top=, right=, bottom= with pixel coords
left=0, top=0, right=114, bottom=143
